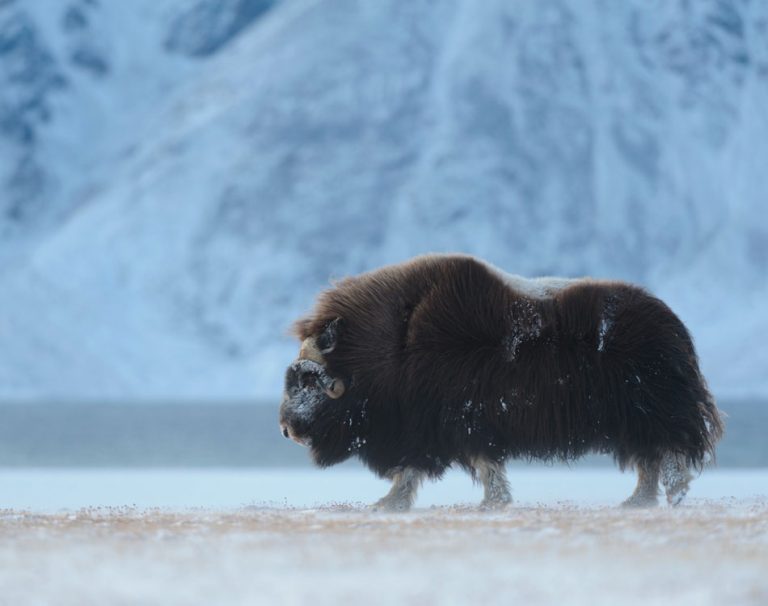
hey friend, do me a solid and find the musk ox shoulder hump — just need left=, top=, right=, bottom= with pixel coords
left=408, top=253, right=583, bottom=299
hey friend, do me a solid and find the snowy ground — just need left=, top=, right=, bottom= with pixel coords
left=1, top=469, right=766, bottom=605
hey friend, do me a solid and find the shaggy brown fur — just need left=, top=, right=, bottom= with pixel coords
left=279, top=254, right=723, bottom=508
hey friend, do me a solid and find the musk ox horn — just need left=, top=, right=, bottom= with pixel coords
left=298, top=338, right=346, bottom=398
left=299, top=338, right=325, bottom=364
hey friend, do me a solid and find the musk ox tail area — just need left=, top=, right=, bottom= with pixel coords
left=600, top=287, right=725, bottom=473
left=696, top=390, right=725, bottom=467
left=660, top=323, right=725, bottom=472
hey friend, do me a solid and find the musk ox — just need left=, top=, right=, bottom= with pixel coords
left=279, top=254, right=723, bottom=511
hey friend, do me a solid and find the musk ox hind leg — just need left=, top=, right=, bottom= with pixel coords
left=371, top=467, right=424, bottom=512
left=472, top=458, right=512, bottom=510
left=621, top=460, right=660, bottom=508
left=661, top=452, right=694, bottom=506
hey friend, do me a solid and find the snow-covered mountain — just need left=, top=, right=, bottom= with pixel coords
left=1, top=0, right=767, bottom=401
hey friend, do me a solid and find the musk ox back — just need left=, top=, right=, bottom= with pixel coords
left=279, top=254, right=723, bottom=510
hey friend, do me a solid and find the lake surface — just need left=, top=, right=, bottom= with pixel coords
left=0, top=399, right=765, bottom=467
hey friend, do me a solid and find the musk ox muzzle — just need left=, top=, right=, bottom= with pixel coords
left=279, top=335, right=346, bottom=446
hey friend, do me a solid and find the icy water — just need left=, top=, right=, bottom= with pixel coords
left=0, top=399, right=766, bottom=467
left=1, top=468, right=766, bottom=511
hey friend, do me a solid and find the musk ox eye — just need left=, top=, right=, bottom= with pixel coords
left=325, top=379, right=345, bottom=399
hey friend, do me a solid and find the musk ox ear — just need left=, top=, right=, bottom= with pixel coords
left=317, top=317, right=342, bottom=354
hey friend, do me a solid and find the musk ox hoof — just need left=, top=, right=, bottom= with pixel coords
left=620, top=495, right=659, bottom=509
left=479, top=497, right=513, bottom=512
left=665, top=485, right=689, bottom=507
left=371, top=497, right=412, bottom=513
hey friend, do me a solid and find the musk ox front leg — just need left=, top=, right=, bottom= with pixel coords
left=372, top=467, right=424, bottom=512
left=472, top=458, right=512, bottom=510
left=621, top=460, right=660, bottom=508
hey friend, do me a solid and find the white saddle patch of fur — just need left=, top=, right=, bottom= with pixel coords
left=480, top=259, right=580, bottom=299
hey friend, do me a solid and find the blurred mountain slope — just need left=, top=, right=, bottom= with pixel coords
left=1, top=0, right=766, bottom=400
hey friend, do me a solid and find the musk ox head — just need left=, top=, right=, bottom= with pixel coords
left=279, top=318, right=355, bottom=464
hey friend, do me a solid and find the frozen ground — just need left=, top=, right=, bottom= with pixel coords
left=0, top=469, right=766, bottom=605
